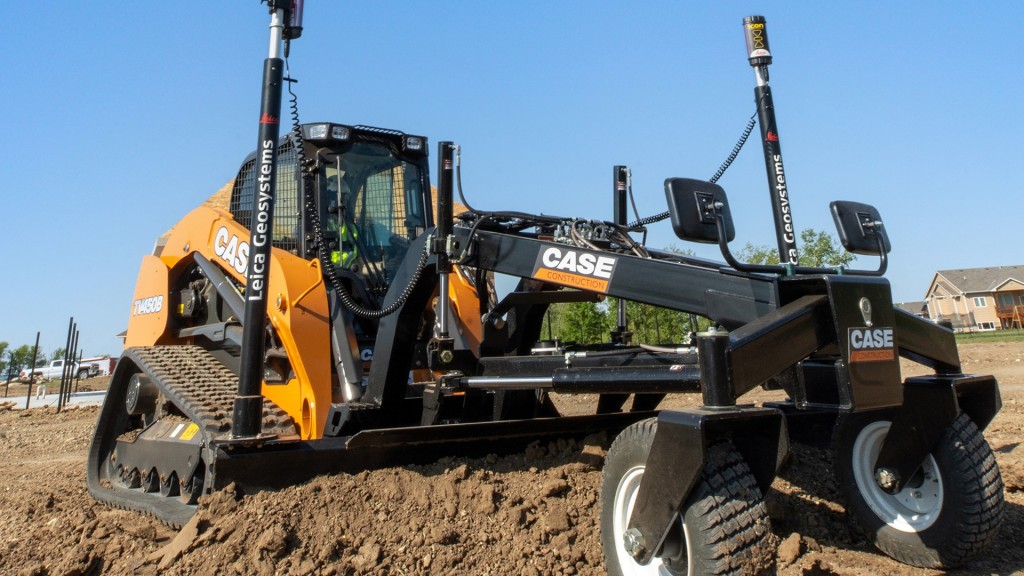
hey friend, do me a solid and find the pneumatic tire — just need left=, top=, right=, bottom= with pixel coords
left=600, top=418, right=774, bottom=576
left=834, top=410, right=1004, bottom=568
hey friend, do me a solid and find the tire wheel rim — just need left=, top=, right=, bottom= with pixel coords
left=612, top=465, right=690, bottom=575
left=851, top=420, right=943, bottom=532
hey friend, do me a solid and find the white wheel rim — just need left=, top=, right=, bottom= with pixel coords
left=851, top=420, right=944, bottom=532
left=611, top=465, right=691, bottom=575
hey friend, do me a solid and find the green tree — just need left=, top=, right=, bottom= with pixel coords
left=604, top=298, right=710, bottom=345
left=9, top=342, right=31, bottom=368
left=737, top=228, right=855, bottom=268
left=559, top=301, right=610, bottom=344
left=541, top=304, right=561, bottom=342
left=51, top=347, right=66, bottom=363
left=9, top=344, right=41, bottom=373
left=798, top=228, right=857, bottom=268
left=0, top=342, right=9, bottom=377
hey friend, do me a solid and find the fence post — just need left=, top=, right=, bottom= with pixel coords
left=24, top=332, right=40, bottom=410
left=58, top=326, right=78, bottom=413
left=75, top=350, right=83, bottom=394
left=3, top=351, right=13, bottom=398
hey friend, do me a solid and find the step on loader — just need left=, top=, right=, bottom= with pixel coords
left=88, top=4, right=1004, bottom=573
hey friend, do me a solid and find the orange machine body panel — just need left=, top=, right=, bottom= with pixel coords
left=124, top=205, right=332, bottom=439
left=448, top=266, right=484, bottom=355
left=125, top=255, right=173, bottom=347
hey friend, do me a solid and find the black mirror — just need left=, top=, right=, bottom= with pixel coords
left=830, top=200, right=891, bottom=255
left=664, top=178, right=735, bottom=244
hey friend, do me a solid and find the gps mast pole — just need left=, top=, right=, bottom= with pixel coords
left=743, top=15, right=799, bottom=267
left=234, top=0, right=303, bottom=439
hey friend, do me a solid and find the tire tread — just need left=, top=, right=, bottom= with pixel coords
left=601, top=418, right=773, bottom=576
left=692, top=441, right=773, bottom=575
left=838, top=411, right=1004, bottom=568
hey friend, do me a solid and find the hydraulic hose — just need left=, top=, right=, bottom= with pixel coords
left=284, top=59, right=428, bottom=319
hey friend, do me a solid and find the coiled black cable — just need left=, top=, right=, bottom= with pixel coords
left=628, top=209, right=670, bottom=229
left=628, top=110, right=759, bottom=228
left=709, top=110, right=758, bottom=185
left=284, top=59, right=428, bottom=319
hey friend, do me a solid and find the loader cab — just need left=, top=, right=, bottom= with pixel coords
left=315, top=128, right=431, bottom=287
left=228, top=123, right=432, bottom=290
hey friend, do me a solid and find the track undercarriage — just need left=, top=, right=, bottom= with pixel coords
left=87, top=346, right=297, bottom=526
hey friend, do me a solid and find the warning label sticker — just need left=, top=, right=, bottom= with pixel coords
left=180, top=423, right=200, bottom=441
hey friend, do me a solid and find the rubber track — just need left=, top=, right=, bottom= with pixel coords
left=123, top=345, right=296, bottom=439
left=88, top=346, right=297, bottom=527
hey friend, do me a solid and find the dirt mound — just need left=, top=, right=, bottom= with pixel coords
left=204, top=179, right=234, bottom=212
left=3, top=344, right=1024, bottom=575
left=160, top=438, right=607, bottom=576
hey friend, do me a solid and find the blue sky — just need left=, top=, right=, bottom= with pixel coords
left=1, top=2, right=1021, bottom=359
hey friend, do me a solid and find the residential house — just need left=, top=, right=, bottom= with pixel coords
left=895, top=301, right=928, bottom=318
left=924, top=265, right=1024, bottom=332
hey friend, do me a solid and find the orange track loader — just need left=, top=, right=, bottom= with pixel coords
left=88, top=5, right=1005, bottom=572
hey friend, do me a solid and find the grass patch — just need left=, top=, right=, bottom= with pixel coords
left=955, top=330, right=1024, bottom=344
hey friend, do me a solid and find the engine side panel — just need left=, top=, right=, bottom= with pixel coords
left=125, top=255, right=172, bottom=347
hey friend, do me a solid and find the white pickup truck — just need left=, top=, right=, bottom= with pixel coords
left=19, top=359, right=98, bottom=382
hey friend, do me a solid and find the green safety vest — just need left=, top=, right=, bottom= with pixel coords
left=331, top=221, right=359, bottom=267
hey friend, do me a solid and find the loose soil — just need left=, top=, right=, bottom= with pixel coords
left=1, top=343, right=1023, bottom=575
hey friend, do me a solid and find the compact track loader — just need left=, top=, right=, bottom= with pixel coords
left=89, top=5, right=1004, bottom=573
